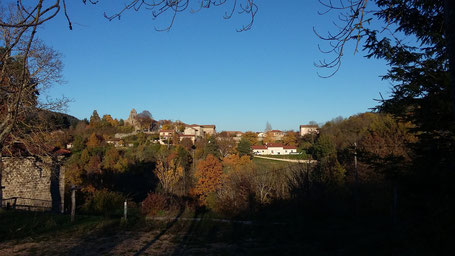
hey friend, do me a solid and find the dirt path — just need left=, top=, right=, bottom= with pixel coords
left=254, top=155, right=317, bottom=164
left=0, top=229, right=241, bottom=256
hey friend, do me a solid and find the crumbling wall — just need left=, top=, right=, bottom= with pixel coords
left=1, top=157, right=65, bottom=212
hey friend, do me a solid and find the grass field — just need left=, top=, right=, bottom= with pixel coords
left=252, top=157, right=295, bottom=169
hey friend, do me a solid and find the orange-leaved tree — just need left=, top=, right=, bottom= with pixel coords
left=191, top=154, right=223, bottom=206
left=222, top=154, right=255, bottom=173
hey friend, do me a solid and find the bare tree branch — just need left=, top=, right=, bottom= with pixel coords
left=314, top=0, right=371, bottom=78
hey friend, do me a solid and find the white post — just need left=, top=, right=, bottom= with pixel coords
left=124, top=200, right=128, bottom=221
left=71, top=188, right=76, bottom=222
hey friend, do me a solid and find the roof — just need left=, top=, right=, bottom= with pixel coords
left=300, top=125, right=318, bottom=128
left=186, top=124, right=215, bottom=129
left=55, top=148, right=72, bottom=156
left=266, top=143, right=285, bottom=147
left=251, top=145, right=268, bottom=150
left=251, top=144, right=297, bottom=150
left=269, top=130, right=283, bottom=133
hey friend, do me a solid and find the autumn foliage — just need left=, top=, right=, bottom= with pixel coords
left=191, top=154, right=223, bottom=206
left=154, top=158, right=184, bottom=194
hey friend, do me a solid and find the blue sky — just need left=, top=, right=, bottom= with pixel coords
left=36, top=0, right=391, bottom=132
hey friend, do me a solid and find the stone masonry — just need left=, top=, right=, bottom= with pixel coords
left=1, top=157, right=65, bottom=212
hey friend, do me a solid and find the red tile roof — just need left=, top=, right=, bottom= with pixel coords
left=251, top=145, right=267, bottom=150
left=300, top=125, right=318, bottom=128
left=266, top=143, right=285, bottom=147
left=160, top=130, right=174, bottom=132
left=251, top=144, right=297, bottom=150
left=55, top=148, right=71, bottom=155
left=269, top=130, right=283, bottom=133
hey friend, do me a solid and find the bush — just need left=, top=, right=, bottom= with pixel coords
left=82, top=190, right=125, bottom=217
left=141, top=193, right=181, bottom=217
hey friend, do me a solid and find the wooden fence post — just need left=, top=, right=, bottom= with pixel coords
left=71, top=188, right=76, bottom=222
left=0, top=186, right=4, bottom=208
left=124, top=200, right=128, bottom=222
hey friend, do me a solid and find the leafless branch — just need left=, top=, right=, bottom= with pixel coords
left=103, top=0, right=257, bottom=32
left=314, top=0, right=370, bottom=77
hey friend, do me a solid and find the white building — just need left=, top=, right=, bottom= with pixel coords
left=299, top=125, right=319, bottom=137
left=251, top=143, right=298, bottom=155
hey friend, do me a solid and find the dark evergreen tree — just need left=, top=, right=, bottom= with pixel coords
left=237, top=138, right=252, bottom=158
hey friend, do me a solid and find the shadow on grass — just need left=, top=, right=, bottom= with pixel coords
left=0, top=209, right=103, bottom=242
left=133, top=204, right=186, bottom=256
left=170, top=207, right=206, bottom=256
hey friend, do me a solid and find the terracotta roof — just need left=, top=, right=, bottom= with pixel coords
left=266, top=143, right=285, bottom=147
left=186, top=124, right=215, bottom=129
left=55, top=148, right=72, bottom=155
left=251, top=145, right=267, bottom=150
left=201, top=125, right=216, bottom=128
left=269, top=130, right=282, bottom=133
left=251, top=144, right=296, bottom=150
left=300, top=125, right=318, bottom=128
left=160, top=130, right=175, bottom=132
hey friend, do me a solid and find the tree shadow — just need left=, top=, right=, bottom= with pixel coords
left=50, top=162, right=62, bottom=213
left=133, top=204, right=186, bottom=256
left=171, top=207, right=206, bottom=256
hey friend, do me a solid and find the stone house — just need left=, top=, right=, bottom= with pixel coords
left=159, top=130, right=175, bottom=140
left=299, top=125, right=319, bottom=137
left=268, top=130, right=285, bottom=141
left=106, top=138, right=124, bottom=148
left=183, top=124, right=216, bottom=138
left=1, top=155, right=66, bottom=212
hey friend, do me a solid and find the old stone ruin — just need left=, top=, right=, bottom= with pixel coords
left=1, top=156, right=65, bottom=212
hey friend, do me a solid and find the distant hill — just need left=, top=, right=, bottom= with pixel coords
left=39, top=109, right=79, bottom=130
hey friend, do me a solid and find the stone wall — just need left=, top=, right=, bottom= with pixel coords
left=1, top=157, right=65, bottom=212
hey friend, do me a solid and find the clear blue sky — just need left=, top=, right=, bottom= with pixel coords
left=36, top=0, right=390, bottom=132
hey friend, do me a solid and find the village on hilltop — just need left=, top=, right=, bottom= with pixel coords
left=103, top=109, right=320, bottom=156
